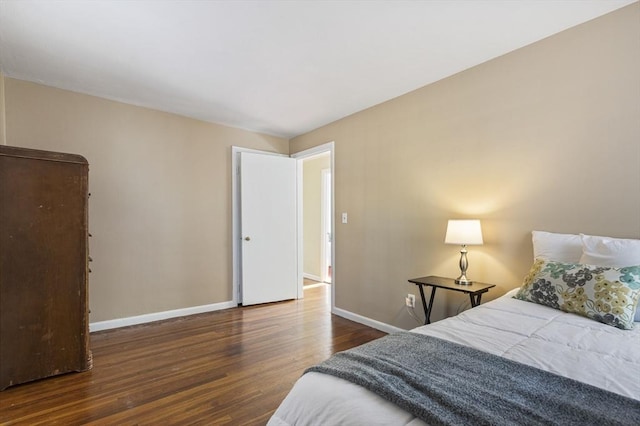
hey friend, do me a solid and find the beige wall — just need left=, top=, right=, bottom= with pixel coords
left=291, top=4, right=640, bottom=329
left=303, top=154, right=331, bottom=279
left=3, top=78, right=289, bottom=322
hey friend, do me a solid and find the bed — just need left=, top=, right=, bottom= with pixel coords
left=268, top=232, right=640, bottom=425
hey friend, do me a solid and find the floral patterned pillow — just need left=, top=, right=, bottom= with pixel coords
left=514, top=259, right=640, bottom=330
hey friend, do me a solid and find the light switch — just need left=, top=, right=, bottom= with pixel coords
left=341, top=212, right=348, bottom=224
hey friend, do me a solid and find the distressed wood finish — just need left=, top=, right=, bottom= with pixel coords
left=0, top=145, right=91, bottom=391
left=0, top=285, right=386, bottom=424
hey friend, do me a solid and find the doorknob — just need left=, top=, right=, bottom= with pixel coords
left=244, top=236, right=251, bottom=241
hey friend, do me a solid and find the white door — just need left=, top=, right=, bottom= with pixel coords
left=240, top=152, right=297, bottom=305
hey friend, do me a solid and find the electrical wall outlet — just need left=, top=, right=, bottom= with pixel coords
left=405, top=294, right=416, bottom=308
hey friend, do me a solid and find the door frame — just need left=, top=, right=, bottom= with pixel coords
left=231, top=142, right=335, bottom=310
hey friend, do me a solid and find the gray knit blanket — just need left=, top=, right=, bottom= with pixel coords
left=305, top=332, right=640, bottom=425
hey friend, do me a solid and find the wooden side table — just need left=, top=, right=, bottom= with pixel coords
left=408, top=275, right=496, bottom=325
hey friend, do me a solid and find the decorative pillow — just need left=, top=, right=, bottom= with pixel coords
left=514, top=259, right=640, bottom=330
left=531, top=231, right=583, bottom=263
left=579, top=234, right=640, bottom=268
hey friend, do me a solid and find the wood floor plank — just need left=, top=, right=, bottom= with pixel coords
left=0, top=284, right=386, bottom=425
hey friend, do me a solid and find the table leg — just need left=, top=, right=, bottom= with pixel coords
left=469, top=293, right=482, bottom=307
left=417, top=285, right=428, bottom=324
left=426, top=287, right=437, bottom=324
left=418, top=286, right=437, bottom=325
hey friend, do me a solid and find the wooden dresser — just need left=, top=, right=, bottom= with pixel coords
left=0, top=145, right=92, bottom=390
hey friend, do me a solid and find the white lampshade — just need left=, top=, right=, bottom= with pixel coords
left=444, top=220, right=483, bottom=245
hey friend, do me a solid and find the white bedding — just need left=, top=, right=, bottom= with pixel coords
left=269, top=289, right=640, bottom=426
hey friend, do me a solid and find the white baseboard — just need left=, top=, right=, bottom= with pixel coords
left=90, top=300, right=402, bottom=335
left=303, top=272, right=322, bottom=282
left=332, top=306, right=404, bottom=334
left=89, top=300, right=237, bottom=332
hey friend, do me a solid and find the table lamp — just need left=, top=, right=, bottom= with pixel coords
left=445, top=219, right=483, bottom=285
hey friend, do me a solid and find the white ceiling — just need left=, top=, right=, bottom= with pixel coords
left=0, top=0, right=636, bottom=138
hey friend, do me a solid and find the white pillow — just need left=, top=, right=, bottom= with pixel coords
left=579, top=234, right=640, bottom=267
left=531, top=231, right=583, bottom=263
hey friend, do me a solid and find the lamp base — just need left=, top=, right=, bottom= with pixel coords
left=454, top=275, right=473, bottom=285
left=455, top=247, right=473, bottom=285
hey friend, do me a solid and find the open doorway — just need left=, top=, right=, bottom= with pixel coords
left=292, top=142, right=334, bottom=309
left=301, top=153, right=331, bottom=286
left=321, top=168, right=332, bottom=284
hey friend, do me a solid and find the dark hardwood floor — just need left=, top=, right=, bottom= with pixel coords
left=0, top=285, right=386, bottom=425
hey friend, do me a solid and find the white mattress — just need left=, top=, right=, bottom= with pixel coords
left=269, top=290, right=640, bottom=426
